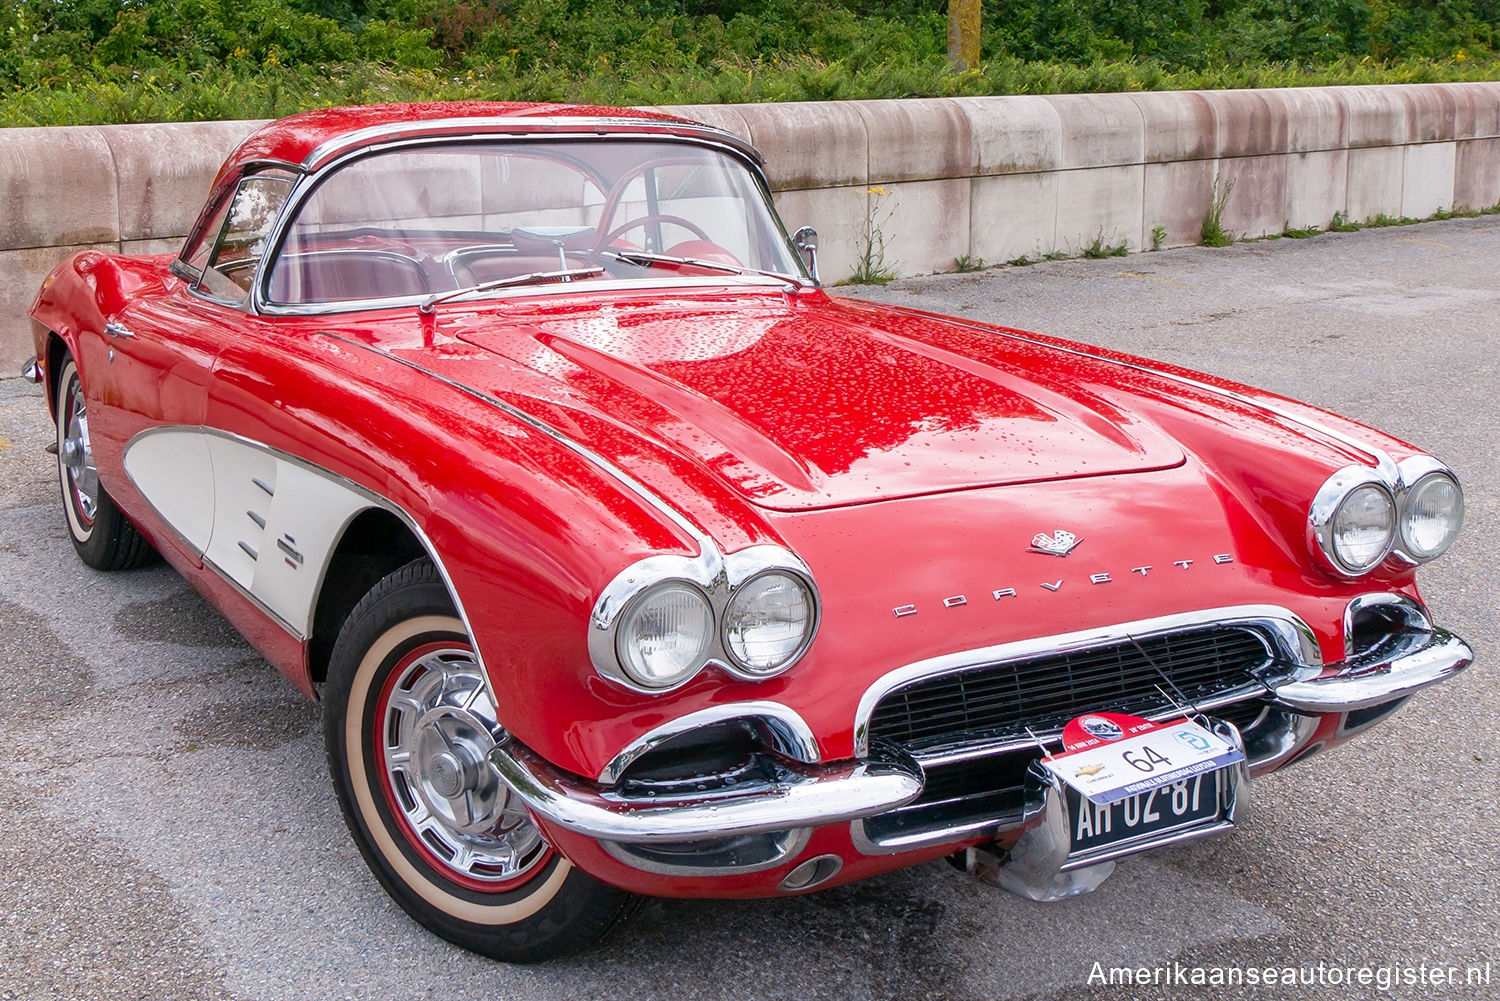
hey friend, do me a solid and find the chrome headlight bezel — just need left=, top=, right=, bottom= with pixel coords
left=589, top=545, right=821, bottom=694
left=721, top=569, right=819, bottom=677
left=1308, top=456, right=1463, bottom=578
left=612, top=580, right=716, bottom=690
left=1391, top=456, right=1465, bottom=565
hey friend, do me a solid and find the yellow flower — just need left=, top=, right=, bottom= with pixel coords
left=1455, top=49, right=1468, bottom=62
left=867, top=185, right=888, bottom=196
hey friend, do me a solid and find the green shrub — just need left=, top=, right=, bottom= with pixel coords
left=3, top=1, right=1499, bottom=126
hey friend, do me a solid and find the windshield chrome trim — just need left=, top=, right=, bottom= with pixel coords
left=852, top=604, right=1322, bottom=758
left=251, top=129, right=806, bottom=316
left=261, top=274, right=801, bottom=317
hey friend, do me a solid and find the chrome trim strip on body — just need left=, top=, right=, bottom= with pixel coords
left=852, top=605, right=1322, bottom=758
left=597, top=701, right=821, bottom=785
left=881, top=305, right=1398, bottom=474
left=1270, top=628, right=1472, bottom=712
left=201, top=553, right=305, bottom=639
left=316, top=333, right=714, bottom=553
left=489, top=737, right=922, bottom=844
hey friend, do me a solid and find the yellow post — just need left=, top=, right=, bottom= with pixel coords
left=947, top=0, right=981, bottom=72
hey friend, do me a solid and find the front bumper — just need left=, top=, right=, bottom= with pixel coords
left=489, top=739, right=923, bottom=843
left=493, top=617, right=1471, bottom=891
left=1268, top=627, right=1471, bottom=712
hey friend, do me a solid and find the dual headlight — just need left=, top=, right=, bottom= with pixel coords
left=1310, top=457, right=1463, bottom=577
left=594, top=549, right=820, bottom=692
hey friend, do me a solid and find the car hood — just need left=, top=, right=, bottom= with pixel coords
left=449, top=289, right=1186, bottom=511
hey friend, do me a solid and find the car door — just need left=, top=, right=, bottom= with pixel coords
left=106, top=168, right=298, bottom=564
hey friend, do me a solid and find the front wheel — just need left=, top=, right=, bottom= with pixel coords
left=323, top=557, right=636, bottom=962
left=54, top=354, right=154, bottom=571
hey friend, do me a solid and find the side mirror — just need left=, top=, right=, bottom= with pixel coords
left=791, top=226, right=820, bottom=284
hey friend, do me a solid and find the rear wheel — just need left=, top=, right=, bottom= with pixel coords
left=55, top=354, right=154, bottom=571
left=323, top=557, right=636, bottom=961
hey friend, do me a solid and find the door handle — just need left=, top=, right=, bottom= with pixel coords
left=104, top=321, right=136, bottom=339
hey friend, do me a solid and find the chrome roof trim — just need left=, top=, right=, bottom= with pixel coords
left=852, top=604, right=1322, bottom=758
left=301, top=115, right=762, bottom=171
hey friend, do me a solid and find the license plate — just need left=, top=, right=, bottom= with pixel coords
left=1066, top=769, right=1222, bottom=855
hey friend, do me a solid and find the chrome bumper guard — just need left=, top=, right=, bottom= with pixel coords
left=1269, top=627, right=1472, bottom=713
left=22, top=356, right=42, bottom=384
left=488, top=738, right=923, bottom=844
left=975, top=719, right=1251, bottom=901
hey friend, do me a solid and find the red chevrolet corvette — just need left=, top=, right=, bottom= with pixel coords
left=25, top=102, right=1470, bottom=961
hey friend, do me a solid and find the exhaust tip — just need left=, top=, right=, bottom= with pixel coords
left=779, top=854, right=842, bottom=892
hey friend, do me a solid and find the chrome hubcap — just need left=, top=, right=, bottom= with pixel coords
left=63, top=386, right=98, bottom=522
left=383, top=648, right=546, bottom=884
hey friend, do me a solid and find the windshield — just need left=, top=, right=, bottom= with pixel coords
left=264, top=139, right=804, bottom=307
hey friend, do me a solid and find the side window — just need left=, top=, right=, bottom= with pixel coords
left=195, top=174, right=295, bottom=305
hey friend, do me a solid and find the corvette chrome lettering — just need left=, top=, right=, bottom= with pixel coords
left=894, top=553, right=1237, bottom=617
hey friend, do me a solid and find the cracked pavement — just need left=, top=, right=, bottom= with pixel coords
left=1, top=215, right=1495, bottom=999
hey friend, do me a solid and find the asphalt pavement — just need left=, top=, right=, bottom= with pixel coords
left=1, top=216, right=1495, bottom=1000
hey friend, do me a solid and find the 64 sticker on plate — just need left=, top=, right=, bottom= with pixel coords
left=1040, top=711, right=1245, bottom=805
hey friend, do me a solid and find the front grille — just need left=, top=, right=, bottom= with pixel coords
left=868, top=625, right=1273, bottom=752
left=859, top=624, right=1277, bottom=848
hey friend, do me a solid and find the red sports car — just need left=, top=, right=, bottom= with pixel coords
left=25, top=102, right=1471, bottom=961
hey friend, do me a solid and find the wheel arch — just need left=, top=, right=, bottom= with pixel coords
left=44, top=329, right=72, bottom=417
left=308, top=506, right=428, bottom=687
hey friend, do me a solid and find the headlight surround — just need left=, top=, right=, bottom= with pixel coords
left=1310, top=467, right=1397, bottom=577
left=590, top=545, right=821, bottom=693
left=1399, top=470, right=1464, bottom=561
left=614, top=582, right=715, bottom=690
left=722, top=571, right=816, bottom=676
left=1331, top=482, right=1398, bottom=573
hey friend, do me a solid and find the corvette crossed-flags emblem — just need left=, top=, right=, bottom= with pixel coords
left=1029, top=529, right=1082, bottom=557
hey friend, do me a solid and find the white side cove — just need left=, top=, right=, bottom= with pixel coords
left=124, top=428, right=374, bottom=638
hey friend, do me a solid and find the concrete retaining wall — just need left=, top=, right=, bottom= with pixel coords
left=5, top=83, right=1500, bottom=371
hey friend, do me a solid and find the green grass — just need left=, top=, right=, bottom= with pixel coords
left=1082, top=229, right=1129, bottom=258
left=1200, top=178, right=1235, bottom=247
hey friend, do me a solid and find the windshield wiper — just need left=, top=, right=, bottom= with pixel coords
left=598, top=250, right=802, bottom=286
left=418, top=266, right=606, bottom=314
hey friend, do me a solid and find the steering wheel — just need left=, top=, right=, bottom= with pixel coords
left=599, top=214, right=712, bottom=250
